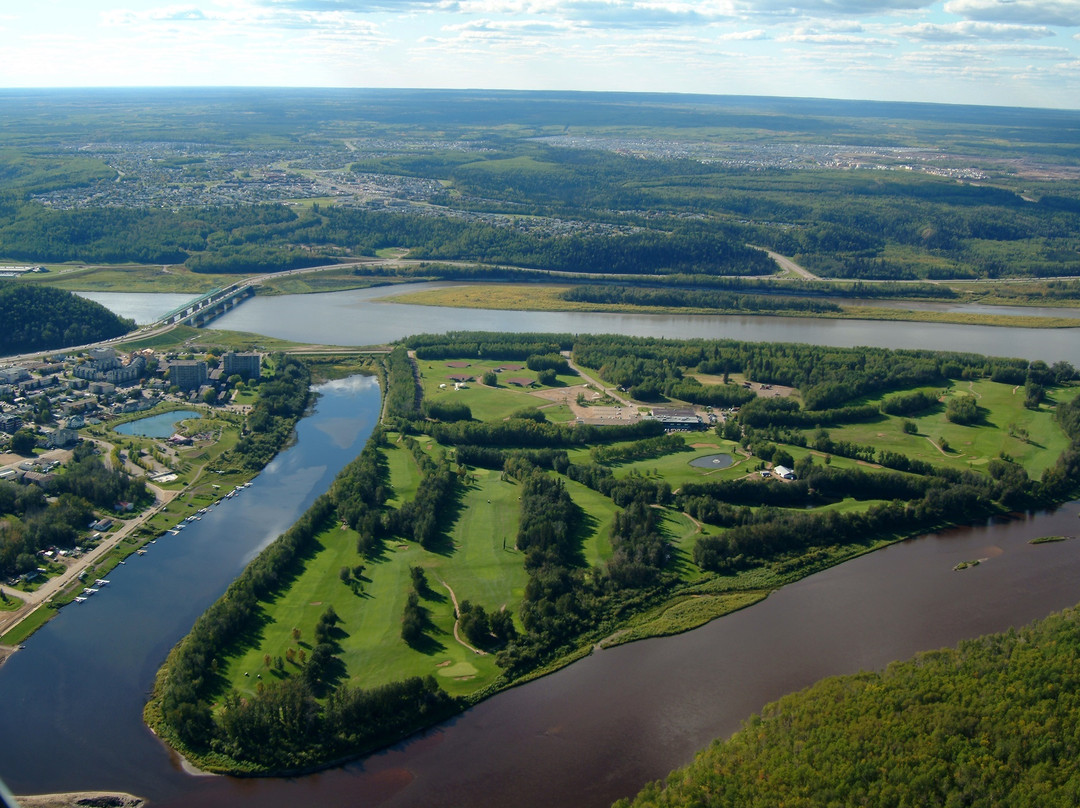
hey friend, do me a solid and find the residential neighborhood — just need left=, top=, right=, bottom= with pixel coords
left=0, top=348, right=263, bottom=460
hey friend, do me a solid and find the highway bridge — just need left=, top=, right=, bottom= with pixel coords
left=159, top=283, right=255, bottom=327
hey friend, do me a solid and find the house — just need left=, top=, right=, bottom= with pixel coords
left=774, top=465, right=797, bottom=480
left=448, top=374, right=474, bottom=383
left=505, top=377, right=535, bottom=387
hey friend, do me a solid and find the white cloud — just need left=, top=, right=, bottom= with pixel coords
left=778, top=26, right=893, bottom=45
left=944, top=0, right=1080, bottom=27
left=715, top=28, right=768, bottom=40
left=742, top=0, right=930, bottom=17
left=103, top=5, right=215, bottom=25
left=899, top=21, right=1055, bottom=40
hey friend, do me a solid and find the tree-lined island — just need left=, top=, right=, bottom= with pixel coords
left=137, top=330, right=1080, bottom=782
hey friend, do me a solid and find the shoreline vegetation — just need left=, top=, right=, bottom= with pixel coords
left=144, top=331, right=1080, bottom=776
left=14, top=261, right=1080, bottom=331
left=617, top=603, right=1080, bottom=808
left=380, top=283, right=1080, bottom=329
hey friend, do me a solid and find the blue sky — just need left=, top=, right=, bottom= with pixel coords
left=3, top=1, right=1079, bottom=108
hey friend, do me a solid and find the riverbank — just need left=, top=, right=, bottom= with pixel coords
left=381, top=283, right=1080, bottom=328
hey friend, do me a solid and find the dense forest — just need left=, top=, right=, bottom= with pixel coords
left=618, top=603, right=1080, bottom=808
left=0, top=283, right=134, bottom=354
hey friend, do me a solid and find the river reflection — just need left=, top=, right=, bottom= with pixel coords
left=0, top=376, right=381, bottom=799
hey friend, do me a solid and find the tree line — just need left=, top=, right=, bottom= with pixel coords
left=618, top=603, right=1080, bottom=808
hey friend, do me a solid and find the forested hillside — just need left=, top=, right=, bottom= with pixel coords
left=2, top=90, right=1078, bottom=283
left=0, top=283, right=134, bottom=354
left=619, top=603, right=1080, bottom=808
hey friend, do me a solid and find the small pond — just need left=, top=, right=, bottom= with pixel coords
left=689, top=453, right=734, bottom=469
left=113, top=409, right=202, bottom=439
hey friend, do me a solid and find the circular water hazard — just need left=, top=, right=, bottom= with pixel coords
left=689, top=453, right=734, bottom=469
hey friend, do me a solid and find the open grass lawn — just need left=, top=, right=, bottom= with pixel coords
left=221, top=468, right=529, bottom=702
left=383, top=439, right=424, bottom=507
left=0, top=605, right=57, bottom=646
left=417, top=358, right=578, bottom=423
left=431, top=468, right=529, bottom=610
left=562, top=477, right=619, bottom=566
left=540, top=403, right=576, bottom=422
left=659, top=508, right=711, bottom=582
left=221, top=523, right=503, bottom=701
left=24, top=263, right=229, bottom=293
left=813, top=380, right=1078, bottom=479
left=607, top=434, right=751, bottom=488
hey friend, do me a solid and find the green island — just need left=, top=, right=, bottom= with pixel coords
left=144, top=331, right=1080, bottom=774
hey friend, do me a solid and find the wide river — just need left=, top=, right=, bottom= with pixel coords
left=2, top=290, right=1079, bottom=806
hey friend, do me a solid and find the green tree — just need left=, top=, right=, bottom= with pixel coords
left=11, top=428, right=36, bottom=456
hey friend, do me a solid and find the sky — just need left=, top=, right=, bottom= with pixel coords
left=2, top=1, right=1080, bottom=109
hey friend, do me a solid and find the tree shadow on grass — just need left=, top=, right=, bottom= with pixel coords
left=421, top=472, right=472, bottom=558
left=666, top=541, right=697, bottom=578
left=404, top=605, right=448, bottom=655
left=204, top=605, right=276, bottom=694
left=568, top=500, right=597, bottom=569
left=418, top=583, right=448, bottom=604
left=310, top=654, right=349, bottom=698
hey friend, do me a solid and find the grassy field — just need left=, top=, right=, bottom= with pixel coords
left=209, top=348, right=1080, bottom=730
left=255, top=269, right=404, bottom=296
left=21, top=263, right=233, bottom=293
left=222, top=466, right=530, bottom=700
left=383, top=284, right=1080, bottom=329
left=416, top=357, right=577, bottom=422
left=811, top=380, right=1079, bottom=479
left=0, top=605, right=57, bottom=645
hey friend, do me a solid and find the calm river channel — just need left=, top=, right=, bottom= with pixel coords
left=2, top=290, right=1079, bottom=807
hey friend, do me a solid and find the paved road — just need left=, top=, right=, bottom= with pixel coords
left=562, top=352, right=635, bottom=409
left=0, top=481, right=178, bottom=637
left=752, top=246, right=820, bottom=281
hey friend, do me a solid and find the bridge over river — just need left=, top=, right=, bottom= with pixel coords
left=159, top=283, right=256, bottom=327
